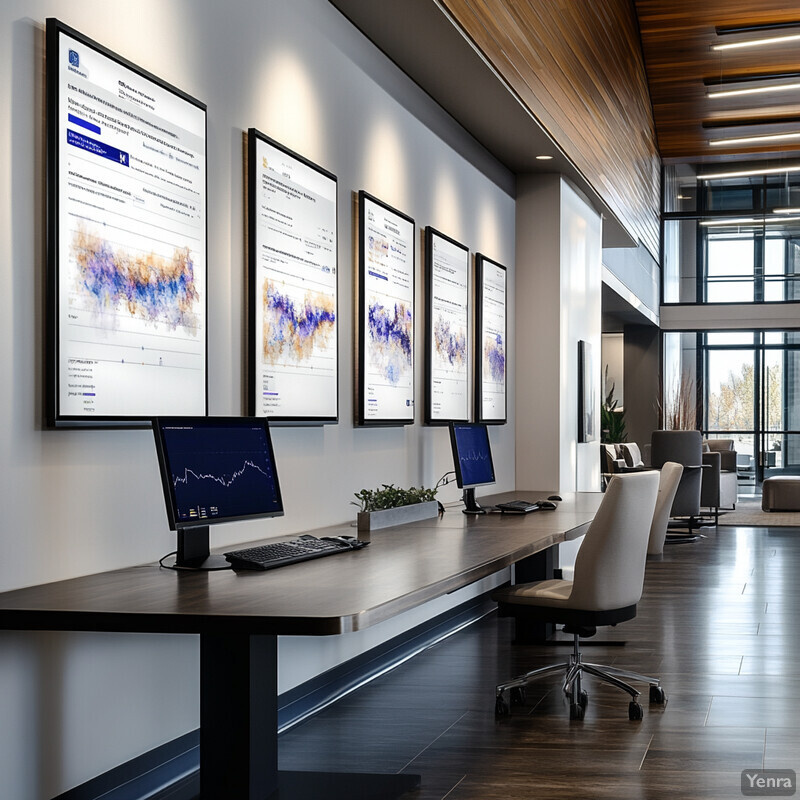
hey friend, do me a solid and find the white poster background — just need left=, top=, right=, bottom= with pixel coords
left=361, top=196, right=415, bottom=422
left=56, top=28, right=206, bottom=419
left=252, top=136, right=337, bottom=419
left=479, top=258, right=506, bottom=422
left=428, top=232, right=469, bottom=422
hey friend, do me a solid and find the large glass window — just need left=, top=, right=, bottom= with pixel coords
left=662, top=329, right=800, bottom=483
left=705, top=234, right=754, bottom=303
left=698, top=331, right=800, bottom=482
left=662, top=165, right=800, bottom=305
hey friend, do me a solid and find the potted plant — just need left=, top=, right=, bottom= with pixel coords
left=353, top=483, right=439, bottom=531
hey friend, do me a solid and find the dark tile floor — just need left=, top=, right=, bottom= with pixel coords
left=279, top=524, right=800, bottom=798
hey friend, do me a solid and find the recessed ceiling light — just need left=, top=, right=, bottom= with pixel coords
left=535, top=155, right=553, bottom=160
left=709, top=131, right=800, bottom=147
left=698, top=164, right=800, bottom=180
left=708, top=81, right=800, bottom=99
left=676, top=195, right=691, bottom=200
left=711, top=32, right=800, bottom=51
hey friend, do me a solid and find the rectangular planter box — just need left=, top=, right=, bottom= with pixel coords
left=357, top=500, right=439, bottom=531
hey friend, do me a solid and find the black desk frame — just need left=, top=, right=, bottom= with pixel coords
left=0, top=491, right=599, bottom=800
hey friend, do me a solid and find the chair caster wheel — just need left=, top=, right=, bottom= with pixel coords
left=579, top=689, right=589, bottom=708
left=510, top=687, right=526, bottom=706
left=628, top=701, right=643, bottom=721
left=570, top=702, right=585, bottom=720
left=649, top=685, right=666, bottom=705
left=495, top=696, right=510, bottom=717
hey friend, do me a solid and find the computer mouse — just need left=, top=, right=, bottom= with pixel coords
left=538, top=501, right=557, bottom=510
left=547, top=495, right=562, bottom=502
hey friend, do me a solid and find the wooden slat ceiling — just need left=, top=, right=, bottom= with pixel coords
left=635, top=0, right=800, bottom=163
left=440, top=0, right=660, bottom=257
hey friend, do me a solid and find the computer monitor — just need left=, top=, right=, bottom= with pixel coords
left=153, top=416, right=284, bottom=569
left=449, top=422, right=496, bottom=514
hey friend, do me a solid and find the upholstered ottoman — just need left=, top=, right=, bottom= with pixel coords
left=762, top=476, right=800, bottom=511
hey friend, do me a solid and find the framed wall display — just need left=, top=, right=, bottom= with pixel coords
left=247, top=129, right=338, bottom=423
left=424, top=228, right=470, bottom=425
left=578, top=339, right=597, bottom=443
left=46, top=18, right=207, bottom=427
left=356, top=191, right=415, bottom=426
left=475, top=254, right=507, bottom=424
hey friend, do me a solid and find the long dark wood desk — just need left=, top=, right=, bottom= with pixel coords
left=0, top=490, right=601, bottom=800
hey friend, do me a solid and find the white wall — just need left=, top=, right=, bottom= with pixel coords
left=514, top=177, right=601, bottom=575
left=515, top=176, right=601, bottom=494
left=561, top=182, right=602, bottom=494
left=515, top=174, right=562, bottom=491
left=0, top=1, right=516, bottom=796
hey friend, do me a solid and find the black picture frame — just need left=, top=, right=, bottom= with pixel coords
left=356, top=191, right=416, bottom=426
left=46, top=18, right=208, bottom=428
left=474, top=254, right=507, bottom=424
left=424, top=227, right=470, bottom=425
left=247, top=129, right=339, bottom=424
left=578, top=339, right=597, bottom=443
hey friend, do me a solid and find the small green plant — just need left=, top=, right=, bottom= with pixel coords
left=353, top=483, right=438, bottom=513
left=601, top=365, right=627, bottom=444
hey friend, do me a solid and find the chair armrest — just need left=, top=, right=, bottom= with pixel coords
left=719, top=450, right=737, bottom=472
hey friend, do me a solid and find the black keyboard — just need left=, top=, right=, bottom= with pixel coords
left=495, top=500, right=540, bottom=514
left=224, top=534, right=367, bottom=571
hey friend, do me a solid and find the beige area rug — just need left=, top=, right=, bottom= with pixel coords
left=716, top=495, right=800, bottom=528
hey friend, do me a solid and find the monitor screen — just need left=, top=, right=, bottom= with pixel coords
left=450, top=422, right=496, bottom=489
left=154, top=416, right=284, bottom=532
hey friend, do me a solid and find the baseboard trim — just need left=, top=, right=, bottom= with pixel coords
left=53, top=593, right=496, bottom=800
left=277, top=592, right=496, bottom=732
left=53, top=731, right=199, bottom=800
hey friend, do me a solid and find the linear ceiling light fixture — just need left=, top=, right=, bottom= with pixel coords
left=709, top=131, right=800, bottom=147
left=708, top=81, right=800, bottom=99
left=712, top=32, right=800, bottom=51
left=711, top=22, right=800, bottom=52
left=698, top=164, right=800, bottom=180
left=699, top=216, right=799, bottom=226
left=772, top=207, right=800, bottom=213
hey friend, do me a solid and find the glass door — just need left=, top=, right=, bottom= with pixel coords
left=703, top=333, right=756, bottom=487
left=759, top=333, right=800, bottom=481
left=702, top=331, right=800, bottom=488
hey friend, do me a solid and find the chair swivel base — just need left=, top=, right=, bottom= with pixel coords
left=495, top=633, right=665, bottom=721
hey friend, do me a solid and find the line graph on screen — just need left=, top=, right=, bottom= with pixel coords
left=172, top=460, right=273, bottom=490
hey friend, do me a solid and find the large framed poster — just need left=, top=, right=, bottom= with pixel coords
left=424, top=228, right=469, bottom=425
left=356, top=191, right=415, bottom=426
left=475, top=254, right=507, bottom=424
left=46, top=19, right=207, bottom=427
left=247, top=129, right=338, bottom=423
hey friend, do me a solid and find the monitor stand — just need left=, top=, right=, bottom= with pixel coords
left=174, top=526, right=231, bottom=570
left=462, top=488, right=486, bottom=515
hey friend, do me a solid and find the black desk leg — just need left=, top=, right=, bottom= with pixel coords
left=199, top=633, right=421, bottom=799
left=512, top=547, right=558, bottom=644
left=200, top=633, right=278, bottom=800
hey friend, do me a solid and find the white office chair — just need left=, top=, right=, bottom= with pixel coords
left=647, top=462, right=684, bottom=556
left=493, top=471, right=662, bottom=721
